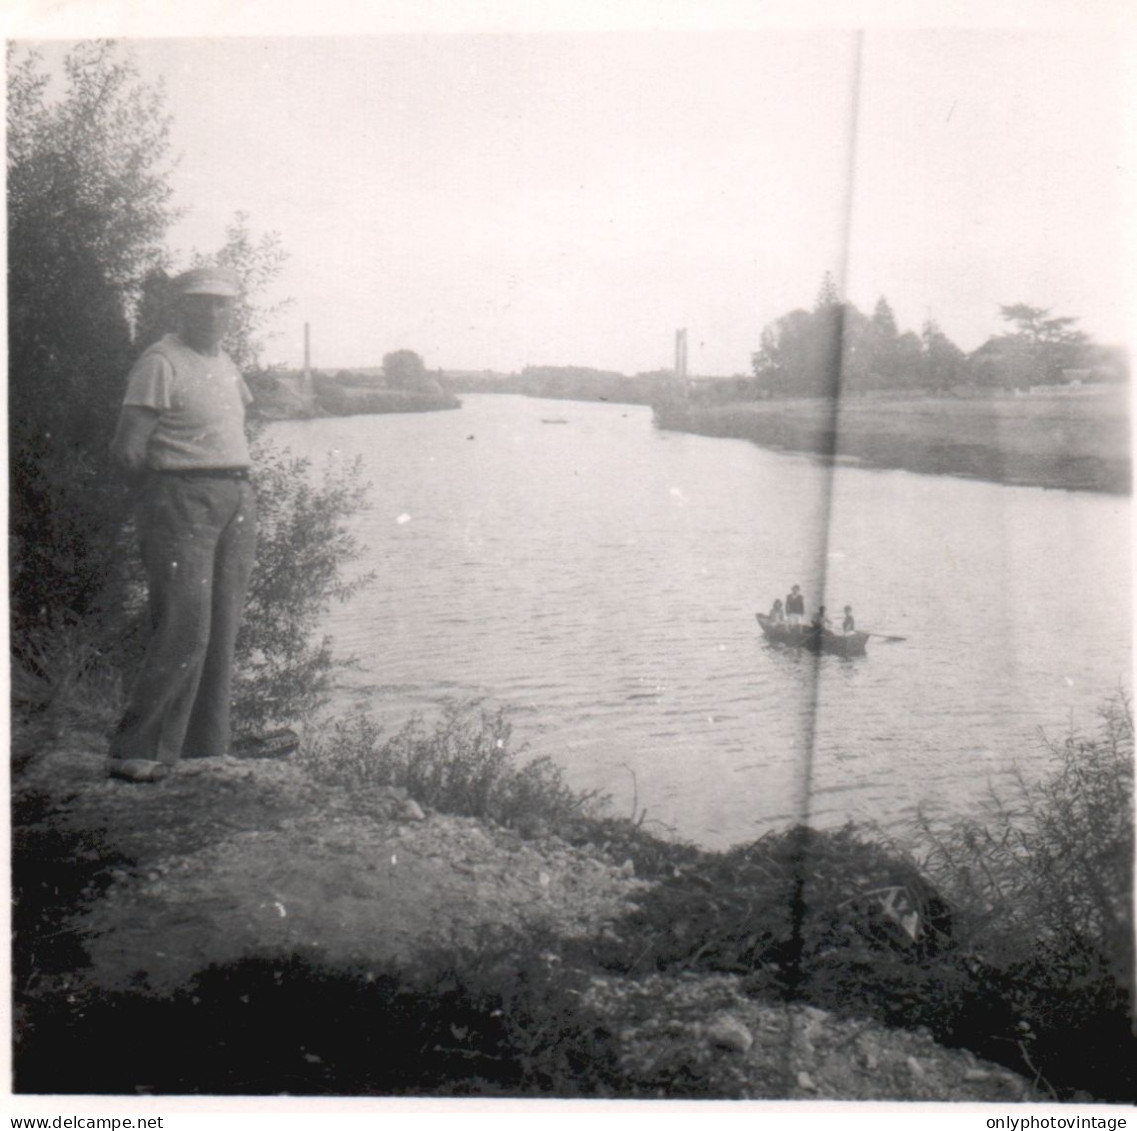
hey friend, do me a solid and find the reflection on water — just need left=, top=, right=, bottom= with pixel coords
left=270, top=394, right=1131, bottom=850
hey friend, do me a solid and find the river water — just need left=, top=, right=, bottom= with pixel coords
left=269, top=394, right=1132, bottom=850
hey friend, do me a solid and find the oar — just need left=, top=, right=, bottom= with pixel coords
left=863, top=630, right=907, bottom=643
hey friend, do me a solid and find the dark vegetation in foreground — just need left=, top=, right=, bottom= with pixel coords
left=13, top=699, right=1134, bottom=1100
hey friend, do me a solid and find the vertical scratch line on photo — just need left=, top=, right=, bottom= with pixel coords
left=782, top=27, right=865, bottom=1097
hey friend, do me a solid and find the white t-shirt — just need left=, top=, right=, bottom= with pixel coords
left=123, top=334, right=252, bottom=470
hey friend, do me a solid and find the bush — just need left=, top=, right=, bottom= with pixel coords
left=912, top=694, right=1135, bottom=1099
left=588, top=823, right=951, bottom=979
left=300, top=702, right=606, bottom=829
left=232, top=440, right=373, bottom=735
left=916, top=695, right=1134, bottom=985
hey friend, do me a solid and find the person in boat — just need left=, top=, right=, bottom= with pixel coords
left=768, top=598, right=786, bottom=624
left=842, top=606, right=856, bottom=634
left=811, top=606, right=831, bottom=632
left=785, top=584, right=805, bottom=627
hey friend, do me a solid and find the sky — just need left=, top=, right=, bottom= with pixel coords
left=9, top=3, right=1135, bottom=376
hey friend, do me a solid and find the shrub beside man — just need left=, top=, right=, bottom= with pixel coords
left=107, top=266, right=256, bottom=782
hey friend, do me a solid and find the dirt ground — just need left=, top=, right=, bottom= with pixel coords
left=15, top=737, right=646, bottom=995
left=12, top=733, right=1043, bottom=1101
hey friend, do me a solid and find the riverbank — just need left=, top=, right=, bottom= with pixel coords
left=250, top=372, right=460, bottom=420
left=13, top=726, right=1047, bottom=1101
left=653, top=390, right=1131, bottom=494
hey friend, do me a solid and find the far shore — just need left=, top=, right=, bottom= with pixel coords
left=653, top=389, right=1131, bottom=495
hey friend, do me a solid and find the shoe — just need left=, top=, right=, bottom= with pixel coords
left=107, top=758, right=171, bottom=783
left=231, top=728, right=300, bottom=760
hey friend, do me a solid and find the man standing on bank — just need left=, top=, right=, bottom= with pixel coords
left=106, top=266, right=256, bottom=783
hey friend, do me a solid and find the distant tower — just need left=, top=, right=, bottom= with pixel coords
left=674, top=328, right=688, bottom=379
left=300, top=322, right=314, bottom=405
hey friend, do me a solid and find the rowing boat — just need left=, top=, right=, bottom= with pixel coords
left=755, top=613, right=869, bottom=657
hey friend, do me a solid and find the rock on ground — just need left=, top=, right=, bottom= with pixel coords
left=581, top=973, right=1038, bottom=1102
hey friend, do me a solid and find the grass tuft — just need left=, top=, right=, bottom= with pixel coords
left=299, top=701, right=608, bottom=830
left=10, top=615, right=136, bottom=768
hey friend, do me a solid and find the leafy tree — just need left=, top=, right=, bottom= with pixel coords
left=814, top=271, right=841, bottom=310
left=999, top=303, right=1086, bottom=348
left=809, top=272, right=856, bottom=398
left=751, top=276, right=863, bottom=397
left=970, top=304, right=1091, bottom=388
left=919, top=319, right=968, bottom=390
left=869, top=295, right=898, bottom=339
left=967, top=336, right=1034, bottom=390
left=197, top=212, right=292, bottom=374
left=752, top=309, right=813, bottom=394
left=382, top=348, right=430, bottom=390
left=893, top=330, right=924, bottom=390
left=846, top=296, right=899, bottom=391
left=8, top=41, right=179, bottom=627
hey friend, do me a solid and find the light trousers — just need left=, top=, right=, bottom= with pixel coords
left=110, top=473, right=256, bottom=764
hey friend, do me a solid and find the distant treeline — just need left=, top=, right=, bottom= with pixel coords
left=750, top=274, right=1128, bottom=398
left=255, top=280, right=1131, bottom=421
left=448, top=276, right=1128, bottom=411
left=446, top=366, right=672, bottom=405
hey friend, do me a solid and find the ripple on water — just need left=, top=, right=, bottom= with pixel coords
left=273, top=397, right=1131, bottom=850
